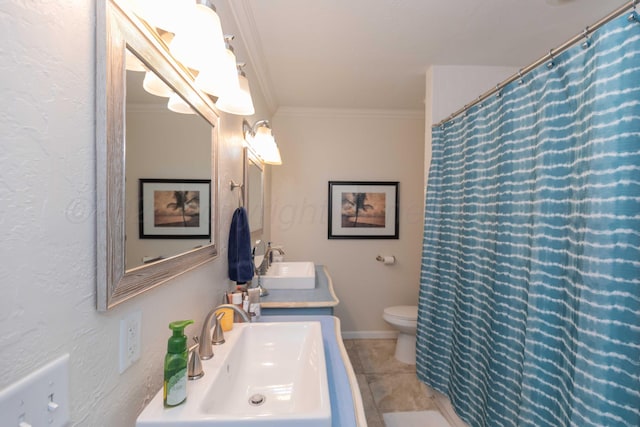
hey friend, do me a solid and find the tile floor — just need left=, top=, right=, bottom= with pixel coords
left=343, top=338, right=448, bottom=427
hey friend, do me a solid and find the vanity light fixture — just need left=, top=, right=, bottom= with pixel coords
left=169, top=0, right=227, bottom=72
left=125, top=49, right=146, bottom=72
left=129, top=0, right=192, bottom=33
left=216, top=64, right=256, bottom=116
left=167, top=92, right=196, bottom=114
left=129, top=0, right=256, bottom=117
left=243, top=120, right=282, bottom=165
left=142, top=70, right=173, bottom=97
left=195, top=37, right=240, bottom=98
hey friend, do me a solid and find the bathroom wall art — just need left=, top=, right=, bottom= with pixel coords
left=328, top=181, right=399, bottom=239
left=139, top=178, right=211, bottom=239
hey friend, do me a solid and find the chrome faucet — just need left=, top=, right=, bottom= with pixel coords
left=255, top=244, right=285, bottom=275
left=268, top=245, right=285, bottom=264
left=198, top=304, right=251, bottom=360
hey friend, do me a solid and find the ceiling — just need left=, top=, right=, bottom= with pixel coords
left=221, top=0, right=629, bottom=112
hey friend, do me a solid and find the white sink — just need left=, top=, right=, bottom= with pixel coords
left=136, top=322, right=331, bottom=427
left=261, top=261, right=316, bottom=289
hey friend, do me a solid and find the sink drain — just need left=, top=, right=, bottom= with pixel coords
left=248, top=394, right=266, bottom=406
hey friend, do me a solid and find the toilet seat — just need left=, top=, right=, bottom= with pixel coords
left=383, top=305, right=418, bottom=321
left=383, top=305, right=418, bottom=329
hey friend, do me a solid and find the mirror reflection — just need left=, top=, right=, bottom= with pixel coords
left=124, top=54, right=213, bottom=270
left=252, top=239, right=267, bottom=273
left=245, top=150, right=264, bottom=233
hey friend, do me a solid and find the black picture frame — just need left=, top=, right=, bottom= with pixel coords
left=328, top=181, right=399, bottom=239
left=139, top=178, right=211, bottom=239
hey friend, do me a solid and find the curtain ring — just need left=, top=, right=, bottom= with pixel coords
left=495, top=84, right=502, bottom=98
left=581, top=28, right=591, bottom=49
left=629, top=1, right=638, bottom=22
left=546, top=50, right=555, bottom=69
left=517, top=69, right=525, bottom=85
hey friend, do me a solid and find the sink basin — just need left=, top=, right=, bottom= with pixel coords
left=261, top=261, right=316, bottom=289
left=136, top=321, right=330, bottom=427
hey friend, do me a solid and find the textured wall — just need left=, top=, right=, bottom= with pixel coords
left=0, top=1, right=264, bottom=425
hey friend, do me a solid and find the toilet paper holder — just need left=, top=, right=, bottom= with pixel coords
left=376, top=255, right=396, bottom=265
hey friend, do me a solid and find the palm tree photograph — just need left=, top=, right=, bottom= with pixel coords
left=139, top=179, right=211, bottom=239
left=153, top=190, right=200, bottom=227
left=328, top=181, right=399, bottom=239
left=341, top=192, right=386, bottom=228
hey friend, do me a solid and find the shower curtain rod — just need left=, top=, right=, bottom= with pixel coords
left=434, top=0, right=638, bottom=128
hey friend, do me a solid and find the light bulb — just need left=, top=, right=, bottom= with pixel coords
left=215, top=73, right=255, bottom=116
left=129, top=0, right=193, bottom=33
left=168, top=92, right=196, bottom=114
left=195, top=47, right=239, bottom=98
left=143, top=71, right=172, bottom=97
left=170, top=3, right=226, bottom=71
left=250, top=124, right=282, bottom=165
left=125, top=49, right=146, bottom=72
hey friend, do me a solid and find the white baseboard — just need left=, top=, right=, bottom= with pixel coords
left=341, top=330, right=399, bottom=339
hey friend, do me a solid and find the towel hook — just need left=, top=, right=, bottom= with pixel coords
left=230, top=180, right=244, bottom=208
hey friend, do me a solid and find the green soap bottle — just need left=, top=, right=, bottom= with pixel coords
left=163, top=319, right=194, bottom=407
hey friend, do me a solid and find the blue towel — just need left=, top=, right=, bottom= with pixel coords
left=228, top=207, right=253, bottom=283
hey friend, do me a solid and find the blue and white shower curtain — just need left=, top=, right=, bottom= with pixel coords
left=417, top=12, right=640, bottom=427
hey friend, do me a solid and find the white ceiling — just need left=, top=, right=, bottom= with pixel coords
left=222, top=0, right=629, bottom=112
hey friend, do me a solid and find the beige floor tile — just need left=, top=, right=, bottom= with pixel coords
left=344, top=339, right=450, bottom=425
left=354, top=339, right=415, bottom=374
left=356, top=374, right=385, bottom=427
left=367, top=372, right=436, bottom=413
left=344, top=339, right=364, bottom=374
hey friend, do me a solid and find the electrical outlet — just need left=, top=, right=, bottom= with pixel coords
left=119, top=311, right=142, bottom=373
left=0, top=354, right=70, bottom=427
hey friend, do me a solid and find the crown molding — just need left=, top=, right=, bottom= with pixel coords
left=274, top=106, right=425, bottom=120
left=228, top=0, right=279, bottom=114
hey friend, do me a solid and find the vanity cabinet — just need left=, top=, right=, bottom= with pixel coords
left=259, top=265, right=339, bottom=315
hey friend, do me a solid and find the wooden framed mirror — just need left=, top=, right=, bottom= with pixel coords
left=96, top=0, right=219, bottom=310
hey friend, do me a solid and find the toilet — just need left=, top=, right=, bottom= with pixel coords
left=383, top=305, right=418, bottom=364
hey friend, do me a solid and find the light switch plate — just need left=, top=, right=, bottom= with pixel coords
left=0, top=354, right=70, bottom=427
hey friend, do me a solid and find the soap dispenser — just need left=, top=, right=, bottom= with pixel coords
left=164, top=319, right=194, bottom=407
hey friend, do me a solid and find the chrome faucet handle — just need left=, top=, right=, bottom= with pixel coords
left=188, top=338, right=204, bottom=380
left=199, top=304, right=251, bottom=360
left=211, top=312, right=225, bottom=345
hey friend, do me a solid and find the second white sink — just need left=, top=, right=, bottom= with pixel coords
left=261, top=261, right=316, bottom=289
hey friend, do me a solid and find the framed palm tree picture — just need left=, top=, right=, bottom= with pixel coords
left=328, top=181, right=399, bottom=239
left=139, top=179, right=211, bottom=239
